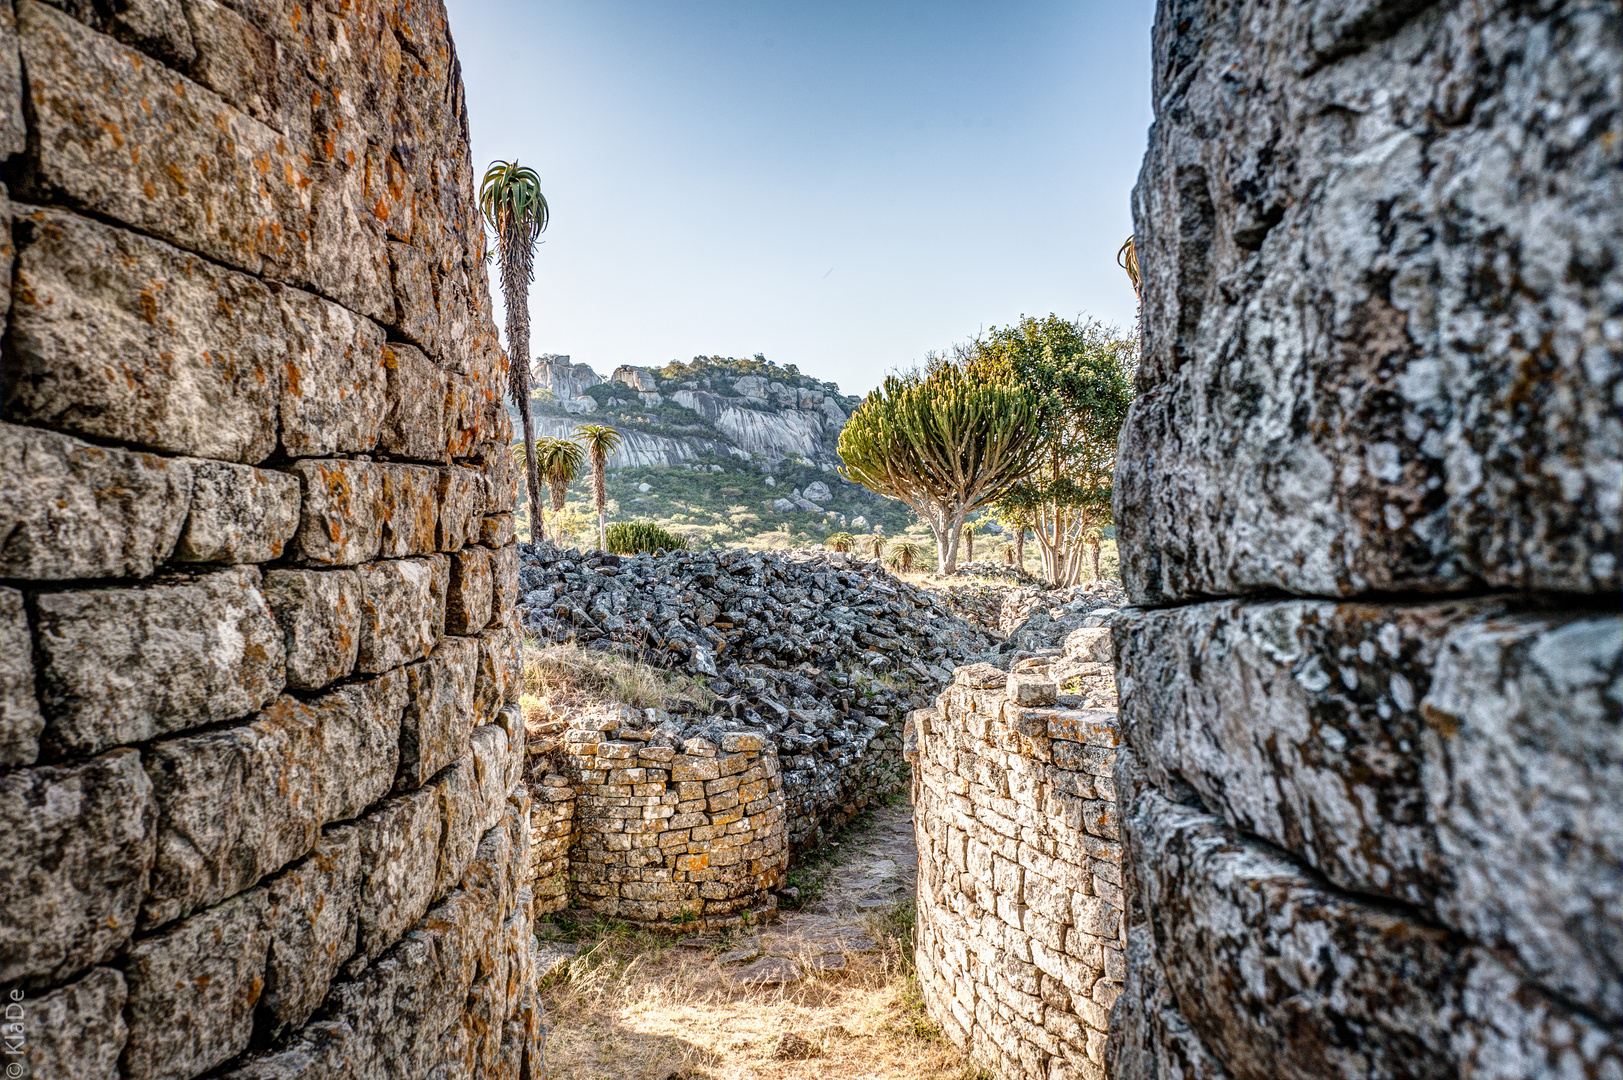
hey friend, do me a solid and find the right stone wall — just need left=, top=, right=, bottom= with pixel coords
left=1107, top=1, right=1621, bottom=1077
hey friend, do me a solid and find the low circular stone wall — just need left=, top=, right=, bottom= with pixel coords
left=562, top=707, right=787, bottom=929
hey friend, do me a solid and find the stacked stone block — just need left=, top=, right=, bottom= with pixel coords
left=909, top=661, right=1125, bottom=1080
left=0, top=0, right=544, bottom=1074
left=562, top=707, right=788, bottom=930
left=1107, top=1, right=1621, bottom=1077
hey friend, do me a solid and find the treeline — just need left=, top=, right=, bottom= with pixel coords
left=838, top=315, right=1136, bottom=586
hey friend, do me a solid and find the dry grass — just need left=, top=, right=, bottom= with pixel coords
left=537, top=911, right=986, bottom=1080
left=519, top=639, right=712, bottom=736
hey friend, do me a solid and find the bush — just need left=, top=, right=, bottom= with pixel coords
left=605, top=521, right=690, bottom=554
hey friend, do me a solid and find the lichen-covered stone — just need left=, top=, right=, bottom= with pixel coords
left=13, top=0, right=391, bottom=321
left=1119, top=777, right=1622, bottom=1080
left=289, top=459, right=383, bottom=567
left=141, top=697, right=323, bottom=929
left=1117, top=0, right=1623, bottom=602
left=1105, top=927, right=1227, bottom=1080
left=0, top=748, right=155, bottom=983
left=436, top=465, right=484, bottom=551
left=397, top=637, right=479, bottom=791
left=260, top=825, right=360, bottom=1038
left=213, top=1020, right=357, bottom=1080
left=0, top=585, right=43, bottom=767
left=489, top=542, right=519, bottom=626
left=20, top=966, right=129, bottom=1080
left=0, top=1, right=24, bottom=159
left=352, top=783, right=442, bottom=965
left=0, top=420, right=192, bottom=580
left=175, top=459, right=301, bottom=563
left=260, top=568, right=362, bottom=691
left=3, top=206, right=280, bottom=462
left=34, top=566, right=285, bottom=757
left=380, top=341, right=448, bottom=461
left=378, top=464, right=441, bottom=558
left=445, top=545, right=493, bottom=635
left=279, top=299, right=386, bottom=459
left=355, top=555, right=449, bottom=673
left=121, top=887, right=270, bottom=1080
left=480, top=512, right=515, bottom=547
left=1115, top=600, right=1623, bottom=1020
left=310, top=670, right=406, bottom=821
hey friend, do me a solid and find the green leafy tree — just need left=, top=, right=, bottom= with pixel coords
left=574, top=424, right=622, bottom=550
left=968, top=315, right=1136, bottom=587
left=480, top=160, right=550, bottom=540
left=838, top=364, right=1040, bottom=574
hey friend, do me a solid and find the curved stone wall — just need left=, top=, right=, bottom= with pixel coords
left=1108, top=0, right=1622, bottom=1076
left=910, top=661, right=1125, bottom=1080
left=0, top=0, right=541, bottom=1074
left=561, top=707, right=787, bottom=930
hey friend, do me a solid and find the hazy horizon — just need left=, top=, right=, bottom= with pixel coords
left=456, top=0, right=1154, bottom=397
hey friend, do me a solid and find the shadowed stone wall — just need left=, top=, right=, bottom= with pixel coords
left=1108, top=1, right=1620, bottom=1077
left=0, top=0, right=541, bottom=1074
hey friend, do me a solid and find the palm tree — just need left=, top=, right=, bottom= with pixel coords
left=574, top=424, right=622, bottom=550
left=480, top=160, right=549, bottom=541
left=537, top=436, right=586, bottom=513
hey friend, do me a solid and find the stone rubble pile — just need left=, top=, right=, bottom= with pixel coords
left=516, top=542, right=1010, bottom=850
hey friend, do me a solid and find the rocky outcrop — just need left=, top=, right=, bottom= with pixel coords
left=0, top=0, right=544, bottom=1075
left=524, top=359, right=861, bottom=468
left=1107, top=1, right=1622, bottom=1076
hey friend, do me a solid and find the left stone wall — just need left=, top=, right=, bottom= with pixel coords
left=0, top=0, right=538, bottom=1073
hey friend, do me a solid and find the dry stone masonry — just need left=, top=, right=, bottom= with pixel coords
left=0, top=0, right=543, bottom=1074
left=910, top=599, right=1128, bottom=1080
left=558, top=705, right=788, bottom=930
left=1107, top=1, right=1621, bottom=1078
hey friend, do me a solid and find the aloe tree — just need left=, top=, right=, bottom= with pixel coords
left=574, top=424, right=622, bottom=550
left=480, top=160, right=549, bottom=541
left=838, top=364, right=1040, bottom=574
left=537, top=436, right=586, bottom=513
left=867, top=533, right=888, bottom=562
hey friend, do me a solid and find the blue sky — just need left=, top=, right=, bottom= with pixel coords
left=455, top=0, right=1155, bottom=397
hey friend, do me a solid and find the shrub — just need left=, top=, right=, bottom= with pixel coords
left=825, top=532, right=855, bottom=552
left=605, top=521, right=690, bottom=554
left=886, top=541, right=921, bottom=572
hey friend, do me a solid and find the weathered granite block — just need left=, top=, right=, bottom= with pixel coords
left=396, top=636, right=479, bottom=791
left=480, top=512, right=515, bottom=548
left=0, top=749, right=155, bottom=984
left=260, top=825, right=360, bottom=1038
left=353, top=784, right=442, bottom=965
left=13, top=0, right=391, bottom=320
left=380, top=341, right=448, bottom=461
left=289, top=459, right=383, bottom=567
left=179, top=0, right=285, bottom=131
left=1103, top=927, right=1226, bottom=1080
left=34, top=565, right=285, bottom=757
left=278, top=298, right=386, bottom=458
left=355, top=555, right=449, bottom=673
left=478, top=440, right=518, bottom=514
left=436, top=465, right=483, bottom=551
left=175, top=459, right=301, bottom=563
left=141, top=697, right=323, bottom=929
left=0, top=2, right=23, bottom=159
left=1121, top=775, right=1622, bottom=1080
left=19, top=966, right=129, bottom=1080
left=1115, top=600, right=1623, bottom=1020
left=122, top=887, right=270, bottom=1080
left=3, top=206, right=280, bottom=462
left=0, top=421, right=192, bottom=580
left=445, top=545, right=493, bottom=635
left=0, top=585, right=42, bottom=766
left=1117, top=0, right=1622, bottom=602
left=310, top=670, right=406, bottom=821
left=387, top=241, right=442, bottom=362
left=435, top=755, right=484, bottom=896
left=378, top=463, right=441, bottom=558
left=261, top=568, right=362, bottom=690
left=488, top=542, right=519, bottom=626
left=214, top=1019, right=357, bottom=1080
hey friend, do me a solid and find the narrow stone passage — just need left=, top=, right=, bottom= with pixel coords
left=533, top=802, right=969, bottom=1080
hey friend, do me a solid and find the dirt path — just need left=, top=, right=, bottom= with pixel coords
left=536, top=801, right=976, bottom=1080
